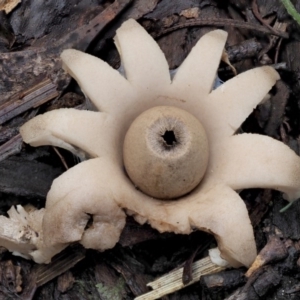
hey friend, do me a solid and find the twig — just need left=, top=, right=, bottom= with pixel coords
left=252, top=0, right=278, bottom=34
left=154, top=18, right=289, bottom=39
left=52, top=146, right=69, bottom=170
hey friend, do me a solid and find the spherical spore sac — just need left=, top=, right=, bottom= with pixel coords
left=123, top=106, right=209, bottom=199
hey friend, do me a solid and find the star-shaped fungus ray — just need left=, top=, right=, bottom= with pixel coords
left=20, top=109, right=121, bottom=161
left=188, top=184, right=256, bottom=268
left=206, top=133, right=300, bottom=201
left=114, top=18, right=171, bottom=90
left=60, top=49, right=133, bottom=117
left=205, top=66, right=280, bottom=140
left=171, top=30, right=227, bottom=99
left=43, top=158, right=127, bottom=251
left=174, top=65, right=280, bottom=145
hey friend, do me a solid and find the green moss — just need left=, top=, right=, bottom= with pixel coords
left=74, top=280, right=94, bottom=300
left=95, top=277, right=126, bottom=300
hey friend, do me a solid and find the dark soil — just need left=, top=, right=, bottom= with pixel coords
left=1, top=0, right=300, bottom=299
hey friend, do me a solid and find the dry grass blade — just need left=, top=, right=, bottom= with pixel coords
left=135, top=256, right=226, bottom=300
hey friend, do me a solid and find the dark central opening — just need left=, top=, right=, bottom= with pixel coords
left=162, top=130, right=177, bottom=146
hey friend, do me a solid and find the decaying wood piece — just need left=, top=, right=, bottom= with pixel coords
left=0, top=11, right=15, bottom=49
left=0, top=156, right=63, bottom=198
left=224, top=222, right=300, bottom=300
left=56, top=271, right=75, bottom=294
left=0, top=79, right=58, bottom=125
left=135, top=257, right=225, bottom=299
left=19, top=247, right=85, bottom=299
left=264, top=80, right=290, bottom=138
left=200, top=269, right=245, bottom=291
left=0, top=260, right=22, bottom=294
left=108, top=249, right=150, bottom=297
left=0, top=0, right=133, bottom=106
left=0, top=133, right=22, bottom=162
left=226, top=38, right=263, bottom=62
left=35, top=248, right=85, bottom=288
left=246, top=235, right=288, bottom=277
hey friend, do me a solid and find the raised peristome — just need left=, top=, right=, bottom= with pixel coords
left=123, top=106, right=209, bottom=199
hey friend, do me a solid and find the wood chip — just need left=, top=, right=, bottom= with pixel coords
left=180, top=7, right=200, bottom=19
left=0, top=155, right=63, bottom=198
left=0, top=79, right=59, bottom=125
left=135, top=256, right=225, bottom=300
left=35, top=247, right=85, bottom=287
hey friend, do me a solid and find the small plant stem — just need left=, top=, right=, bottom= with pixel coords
left=280, top=201, right=294, bottom=213
left=281, top=0, right=300, bottom=25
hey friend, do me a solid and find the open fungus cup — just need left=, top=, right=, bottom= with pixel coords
left=1, top=19, right=299, bottom=267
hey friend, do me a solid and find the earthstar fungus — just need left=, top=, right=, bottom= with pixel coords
left=2, top=19, right=300, bottom=267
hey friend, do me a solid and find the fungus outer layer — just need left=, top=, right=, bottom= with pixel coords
left=123, top=106, right=209, bottom=199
